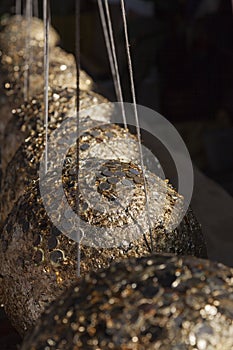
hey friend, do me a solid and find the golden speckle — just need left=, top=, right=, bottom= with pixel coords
left=60, top=64, right=67, bottom=71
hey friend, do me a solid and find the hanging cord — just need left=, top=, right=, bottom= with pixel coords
left=15, top=0, right=21, bottom=15
left=120, top=0, right=154, bottom=252
left=43, top=0, right=49, bottom=174
left=97, top=0, right=119, bottom=102
left=97, top=0, right=127, bottom=129
left=24, top=0, right=32, bottom=101
left=33, top=0, right=39, bottom=17
left=75, top=0, right=83, bottom=278
left=104, top=0, right=127, bottom=129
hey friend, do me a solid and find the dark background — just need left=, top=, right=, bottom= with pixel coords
left=1, top=0, right=233, bottom=196
left=1, top=0, right=233, bottom=195
left=0, top=0, right=233, bottom=348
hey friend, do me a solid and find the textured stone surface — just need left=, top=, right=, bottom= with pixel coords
left=0, top=46, right=92, bottom=104
left=0, top=96, right=113, bottom=226
left=0, top=15, right=209, bottom=345
left=0, top=16, right=93, bottom=137
left=0, top=140, right=207, bottom=335
left=0, top=15, right=59, bottom=53
left=1, top=88, right=108, bottom=174
left=0, top=46, right=93, bottom=135
left=21, top=253, right=233, bottom=350
left=0, top=15, right=58, bottom=135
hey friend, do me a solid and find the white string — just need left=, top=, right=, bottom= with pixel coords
left=120, top=0, right=154, bottom=251
left=104, top=0, right=127, bottom=129
left=43, top=0, right=50, bottom=174
left=23, top=0, right=32, bottom=101
left=77, top=230, right=84, bottom=277
left=97, top=0, right=127, bottom=129
left=75, top=0, right=82, bottom=278
left=97, top=0, right=119, bottom=101
left=33, top=0, right=39, bottom=17
left=15, top=0, right=21, bottom=15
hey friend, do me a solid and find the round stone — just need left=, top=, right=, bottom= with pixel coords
left=133, top=176, right=144, bottom=184
left=98, top=182, right=111, bottom=192
left=80, top=143, right=90, bottom=151
left=96, top=173, right=104, bottom=180
left=81, top=132, right=90, bottom=137
left=107, top=177, right=119, bottom=185
left=105, top=132, right=114, bottom=138
left=51, top=226, right=62, bottom=236
left=33, top=249, right=44, bottom=264
left=33, top=234, right=42, bottom=247
left=90, top=130, right=100, bottom=137
left=129, top=168, right=140, bottom=175
left=82, top=202, right=89, bottom=211
left=115, top=171, right=125, bottom=178
left=99, top=125, right=108, bottom=131
left=21, top=254, right=233, bottom=350
left=102, top=170, right=112, bottom=177
left=105, top=160, right=119, bottom=167
left=100, top=166, right=108, bottom=173
left=50, top=250, right=64, bottom=264
left=48, top=236, right=58, bottom=250
left=126, top=172, right=135, bottom=178
left=122, top=179, right=133, bottom=187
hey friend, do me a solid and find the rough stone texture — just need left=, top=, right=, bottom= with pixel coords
left=0, top=16, right=93, bottom=137
left=0, top=46, right=93, bottom=135
left=1, top=88, right=108, bottom=174
left=21, top=253, right=233, bottom=350
left=0, top=15, right=59, bottom=54
left=0, top=45, right=92, bottom=104
left=0, top=96, right=113, bottom=226
left=0, top=152, right=206, bottom=335
left=0, top=15, right=208, bottom=344
left=0, top=15, right=59, bottom=135
left=0, top=99, right=207, bottom=334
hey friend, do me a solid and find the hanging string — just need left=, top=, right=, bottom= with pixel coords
left=33, top=0, right=39, bottom=17
left=104, top=0, right=127, bottom=129
left=43, top=0, right=50, bottom=174
left=15, top=0, right=22, bottom=15
left=97, top=0, right=127, bottom=129
left=120, top=0, right=154, bottom=252
left=97, top=0, right=119, bottom=101
left=75, top=0, right=82, bottom=278
left=24, top=0, right=32, bottom=101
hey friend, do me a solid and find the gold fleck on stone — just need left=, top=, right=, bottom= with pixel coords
left=0, top=152, right=207, bottom=335
left=21, top=254, right=233, bottom=350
